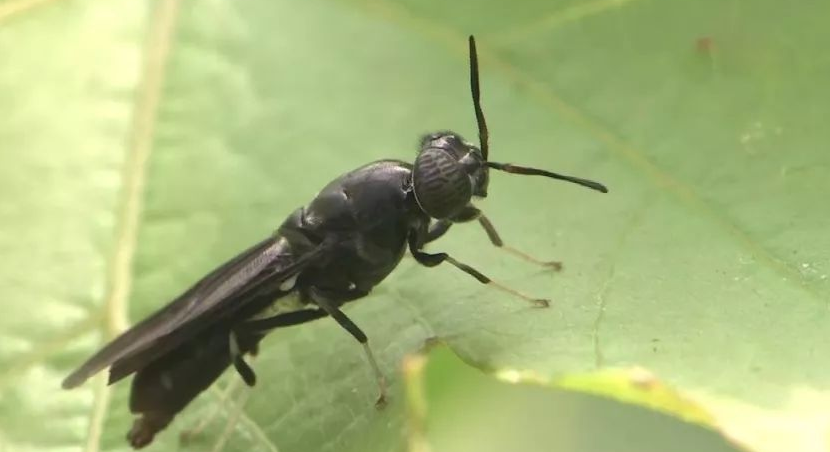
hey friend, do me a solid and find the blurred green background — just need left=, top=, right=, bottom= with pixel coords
left=423, top=347, right=739, bottom=452
left=1, top=0, right=827, bottom=451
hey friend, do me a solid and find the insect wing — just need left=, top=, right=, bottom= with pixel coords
left=62, top=235, right=320, bottom=389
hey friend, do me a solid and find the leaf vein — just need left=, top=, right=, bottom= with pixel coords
left=83, top=376, right=113, bottom=452
left=592, top=199, right=652, bottom=368
left=493, top=0, right=646, bottom=44
left=83, top=0, right=182, bottom=449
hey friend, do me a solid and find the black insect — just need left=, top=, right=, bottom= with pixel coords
left=62, top=36, right=608, bottom=448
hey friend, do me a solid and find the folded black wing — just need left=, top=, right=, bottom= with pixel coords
left=62, top=234, right=330, bottom=389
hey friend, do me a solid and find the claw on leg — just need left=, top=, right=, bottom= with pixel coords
left=487, top=279, right=551, bottom=308
left=362, top=342, right=388, bottom=409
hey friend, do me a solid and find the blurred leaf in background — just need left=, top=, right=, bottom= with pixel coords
left=421, top=347, right=740, bottom=452
left=0, top=0, right=827, bottom=451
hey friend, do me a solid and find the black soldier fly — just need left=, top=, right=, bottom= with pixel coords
left=62, top=36, right=608, bottom=448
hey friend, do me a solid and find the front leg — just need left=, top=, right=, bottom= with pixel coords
left=476, top=214, right=562, bottom=270
left=409, top=227, right=549, bottom=307
left=426, top=205, right=562, bottom=270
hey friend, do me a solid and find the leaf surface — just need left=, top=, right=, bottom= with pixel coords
left=0, top=0, right=827, bottom=451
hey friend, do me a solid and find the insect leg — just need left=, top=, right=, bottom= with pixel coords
left=240, top=286, right=372, bottom=334
left=242, top=309, right=329, bottom=334
left=182, top=309, right=332, bottom=444
left=409, top=233, right=549, bottom=307
left=230, top=300, right=348, bottom=386
left=181, top=310, right=331, bottom=445
left=307, top=287, right=388, bottom=407
left=229, top=330, right=256, bottom=386
left=477, top=214, right=562, bottom=270
left=127, top=326, right=261, bottom=448
left=425, top=219, right=453, bottom=243
left=179, top=370, right=249, bottom=446
left=428, top=206, right=561, bottom=269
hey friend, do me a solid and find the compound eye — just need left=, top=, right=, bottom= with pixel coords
left=413, top=148, right=472, bottom=219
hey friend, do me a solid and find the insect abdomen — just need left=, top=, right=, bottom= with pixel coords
left=127, top=326, right=261, bottom=448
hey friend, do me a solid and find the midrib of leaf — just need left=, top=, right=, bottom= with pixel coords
left=493, top=0, right=646, bottom=44
left=347, top=0, right=823, bottom=306
left=84, top=1, right=181, bottom=451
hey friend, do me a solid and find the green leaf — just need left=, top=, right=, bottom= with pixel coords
left=417, top=347, right=743, bottom=452
left=1, top=0, right=827, bottom=451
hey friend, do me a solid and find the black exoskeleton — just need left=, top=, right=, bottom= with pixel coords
left=62, top=36, right=608, bottom=448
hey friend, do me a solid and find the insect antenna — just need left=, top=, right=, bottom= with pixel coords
left=469, top=35, right=489, bottom=161
left=485, top=161, right=608, bottom=193
left=468, top=35, right=607, bottom=194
